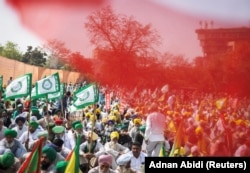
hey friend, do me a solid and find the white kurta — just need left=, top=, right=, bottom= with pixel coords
left=12, top=125, right=28, bottom=139
left=144, top=112, right=166, bottom=142
left=18, top=129, right=42, bottom=146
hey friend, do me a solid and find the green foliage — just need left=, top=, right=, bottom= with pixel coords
left=0, top=41, right=22, bottom=60
left=22, top=46, right=47, bottom=66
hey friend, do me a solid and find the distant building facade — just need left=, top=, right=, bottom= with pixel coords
left=195, top=27, right=250, bottom=57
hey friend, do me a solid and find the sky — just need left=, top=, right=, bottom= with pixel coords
left=1, top=0, right=250, bottom=60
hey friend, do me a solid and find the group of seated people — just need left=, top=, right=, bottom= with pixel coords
left=0, top=99, right=149, bottom=173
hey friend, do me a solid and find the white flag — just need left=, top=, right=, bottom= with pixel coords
left=36, top=73, right=60, bottom=96
left=5, top=73, right=32, bottom=100
left=73, top=83, right=99, bottom=109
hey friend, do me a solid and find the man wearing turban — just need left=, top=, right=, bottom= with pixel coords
left=88, top=154, right=116, bottom=173
left=52, top=125, right=71, bottom=150
left=0, top=151, right=21, bottom=173
left=128, top=118, right=142, bottom=143
left=80, top=131, right=105, bottom=171
left=68, top=121, right=87, bottom=150
left=41, top=146, right=57, bottom=172
left=18, top=121, right=42, bottom=151
left=12, top=116, right=28, bottom=139
left=104, top=131, right=130, bottom=169
left=55, top=161, right=68, bottom=173
left=0, top=128, right=27, bottom=158
left=116, top=154, right=137, bottom=173
left=52, top=138, right=71, bottom=159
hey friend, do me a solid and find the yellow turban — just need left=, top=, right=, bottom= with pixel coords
left=235, top=119, right=243, bottom=125
left=110, top=131, right=119, bottom=140
left=109, top=115, right=117, bottom=122
left=102, top=117, right=108, bottom=124
left=85, top=112, right=92, bottom=118
left=133, top=118, right=142, bottom=125
left=113, top=109, right=119, bottom=115
left=90, top=114, right=96, bottom=122
left=195, top=126, right=203, bottom=135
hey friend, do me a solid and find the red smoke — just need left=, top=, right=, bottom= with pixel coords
left=4, top=0, right=225, bottom=91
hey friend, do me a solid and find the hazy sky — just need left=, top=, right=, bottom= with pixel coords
left=1, top=0, right=249, bottom=60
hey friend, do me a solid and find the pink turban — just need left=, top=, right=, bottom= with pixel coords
left=98, top=154, right=112, bottom=166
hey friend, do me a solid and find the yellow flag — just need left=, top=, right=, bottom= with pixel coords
left=159, top=143, right=167, bottom=157
left=215, top=98, right=226, bottom=110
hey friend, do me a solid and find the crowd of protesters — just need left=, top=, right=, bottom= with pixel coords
left=0, top=79, right=249, bottom=173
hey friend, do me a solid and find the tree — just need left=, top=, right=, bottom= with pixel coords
left=84, top=6, right=161, bottom=87
left=43, top=39, right=71, bottom=69
left=22, top=46, right=47, bottom=66
left=67, top=52, right=94, bottom=74
left=0, top=41, right=22, bottom=60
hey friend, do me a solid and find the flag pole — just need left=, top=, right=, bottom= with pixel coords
left=88, top=104, right=97, bottom=170
left=45, top=94, right=50, bottom=141
left=89, top=104, right=97, bottom=153
left=89, top=83, right=99, bottom=153
left=26, top=84, right=33, bottom=151
left=60, top=92, right=65, bottom=119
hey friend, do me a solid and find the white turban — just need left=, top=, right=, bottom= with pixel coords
left=116, top=154, right=132, bottom=166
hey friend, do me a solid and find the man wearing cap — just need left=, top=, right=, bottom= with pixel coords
left=12, top=103, right=23, bottom=119
left=12, top=116, right=28, bottom=139
left=0, top=151, right=21, bottom=172
left=104, top=131, right=130, bottom=169
left=0, top=128, right=27, bottom=158
left=68, top=121, right=87, bottom=150
left=52, top=125, right=71, bottom=150
left=41, top=146, right=57, bottom=173
left=116, top=154, right=137, bottom=173
left=31, top=106, right=42, bottom=120
left=18, top=121, right=42, bottom=150
left=80, top=131, right=105, bottom=170
left=88, top=154, right=116, bottom=173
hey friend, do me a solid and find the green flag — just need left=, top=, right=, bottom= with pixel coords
left=29, top=86, right=47, bottom=100
left=73, top=83, right=99, bottom=109
left=0, top=75, right=3, bottom=91
left=17, top=138, right=44, bottom=173
left=47, top=83, right=65, bottom=100
left=36, top=72, right=60, bottom=96
left=4, top=73, right=32, bottom=100
left=65, top=134, right=80, bottom=173
left=159, top=142, right=167, bottom=157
